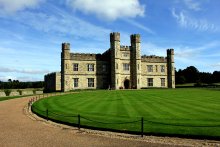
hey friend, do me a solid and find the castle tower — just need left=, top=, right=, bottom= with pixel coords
left=167, top=49, right=175, bottom=88
left=130, top=34, right=142, bottom=89
left=110, top=32, right=121, bottom=89
left=61, top=43, right=70, bottom=92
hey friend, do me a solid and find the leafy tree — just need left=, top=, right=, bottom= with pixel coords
left=182, top=66, right=199, bottom=83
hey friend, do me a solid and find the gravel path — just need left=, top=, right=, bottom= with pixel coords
left=0, top=96, right=220, bottom=147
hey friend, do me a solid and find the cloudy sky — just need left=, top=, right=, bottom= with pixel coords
left=0, top=0, right=219, bottom=81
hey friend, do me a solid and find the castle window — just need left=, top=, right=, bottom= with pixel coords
left=123, top=63, right=129, bottom=71
left=147, top=78, right=153, bottom=87
left=161, top=65, right=165, bottom=72
left=116, top=63, right=118, bottom=69
left=123, top=53, right=129, bottom=57
left=65, top=64, right=68, bottom=69
left=161, top=78, right=165, bottom=87
left=88, top=78, right=94, bottom=87
left=147, top=65, right=153, bottom=72
left=102, top=64, right=107, bottom=72
left=155, top=65, right=158, bottom=72
left=88, top=64, right=94, bottom=71
left=73, top=78, right=79, bottom=87
left=138, top=64, right=139, bottom=70
left=73, top=63, right=78, bottom=71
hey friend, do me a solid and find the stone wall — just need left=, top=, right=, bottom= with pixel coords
left=44, top=72, right=61, bottom=92
left=22, top=91, right=34, bottom=95
left=0, top=92, right=6, bottom=97
left=9, top=91, right=20, bottom=96
left=141, top=55, right=167, bottom=63
left=59, top=32, right=175, bottom=91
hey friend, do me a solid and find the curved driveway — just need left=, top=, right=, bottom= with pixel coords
left=0, top=96, right=219, bottom=147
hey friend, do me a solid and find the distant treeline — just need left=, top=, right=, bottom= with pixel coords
left=176, top=66, right=220, bottom=85
left=0, top=79, right=44, bottom=89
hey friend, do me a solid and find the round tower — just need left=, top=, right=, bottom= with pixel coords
left=110, top=32, right=120, bottom=89
left=167, top=49, right=175, bottom=88
left=61, top=43, right=70, bottom=92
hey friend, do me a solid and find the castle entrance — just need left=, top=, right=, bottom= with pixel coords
left=124, top=79, right=130, bottom=89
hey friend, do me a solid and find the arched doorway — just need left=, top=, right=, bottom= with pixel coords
left=124, top=79, right=130, bottom=89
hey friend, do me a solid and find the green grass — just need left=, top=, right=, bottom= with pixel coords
left=0, top=95, right=26, bottom=101
left=32, top=88, right=220, bottom=139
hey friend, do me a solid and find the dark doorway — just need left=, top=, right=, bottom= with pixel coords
left=124, top=79, right=130, bottom=89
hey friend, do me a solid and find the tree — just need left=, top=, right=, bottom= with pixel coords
left=212, top=71, right=220, bottom=83
left=182, top=66, right=199, bottom=83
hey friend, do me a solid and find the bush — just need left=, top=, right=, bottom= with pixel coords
left=33, top=90, right=36, bottom=95
left=4, top=89, right=11, bottom=96
left=194, top=82, right=202, bottom=87
left=17, top=89, right=22, bottom=95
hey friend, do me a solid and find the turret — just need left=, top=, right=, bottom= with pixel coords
left=110, top=32, right=120, bottom=89
left=167, top=49, right=175, bottom=88
left=61, top=43, right=70, bottom=92
left=130, top=34, right=141, bottom=89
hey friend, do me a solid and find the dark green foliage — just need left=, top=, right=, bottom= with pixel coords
left=32, top=89, right=220, bottom=138
left=17, top=89, right=22, bottom=95
left=4, top=89, right=11, bottom=96
left=0, top=80, right=44, bottom=89
left=176, top=66, right=220, bottom=85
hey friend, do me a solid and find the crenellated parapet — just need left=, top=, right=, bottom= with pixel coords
left=141, top=55, right=167, bottom=63
left=120, top=45, right=130, bottom=51
left=70, top=53, right=109, bottom=61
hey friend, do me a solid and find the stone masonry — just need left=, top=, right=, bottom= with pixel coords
left=45, top=32, right=175, bottom=92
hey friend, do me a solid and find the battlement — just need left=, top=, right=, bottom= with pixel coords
left=167, top=49, right=174, bottom=55
left=70, top=53, right=109, bottom=61
left=130, top=34, right=141, bottom=43
left=45, top=72, right=61, bottom=79
left=62, top=42, right=70, bottom=51
left=141, top=55, right=167, bottom=63
left=110, top=32, right=120, bottom=42
left=120, top=45, right=130, bottom=51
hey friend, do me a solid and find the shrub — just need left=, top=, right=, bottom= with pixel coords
left=4, top=89, right=11, bottom=96
left=17, top=89, right=22, bottom=95
left=33, top=90, right=36, bottom=95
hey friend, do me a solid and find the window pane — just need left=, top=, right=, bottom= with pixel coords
left=161, top=65, right=165, bottom=72
left=147, top=65, right=153, bottom=72
left=73, top=64, right=78, bottom=71
left=102, top=64, right=107, bottom=72
left=161, top=78, right=165, bottom=87
left=88, top=64, right=94, bottom=71
left=147, top=78, right=153, bottom=87
left=123, top=63, right=129, bottom=71
left=88, top=78, right=94, bottom=87
left=73, top=78, right=78, bottom=87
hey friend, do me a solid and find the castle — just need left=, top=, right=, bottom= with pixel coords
left=44, top=32, right=175, bottom=92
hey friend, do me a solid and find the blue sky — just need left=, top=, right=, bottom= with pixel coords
left=0, top=0, right=220, bottom=81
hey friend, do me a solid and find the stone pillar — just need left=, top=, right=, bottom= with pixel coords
left=130, top=34, right=142, bottom=89
left=110, top=32, right=121, bottom=89
left=167, top=49, right=175, bottom=88
left=61, top=43, right=70, bottom=92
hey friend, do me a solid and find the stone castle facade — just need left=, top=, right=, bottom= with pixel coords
left=44, top=32, right=175, bottom=92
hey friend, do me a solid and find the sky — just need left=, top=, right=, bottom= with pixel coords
left=0, top=0, right=220, bottom=82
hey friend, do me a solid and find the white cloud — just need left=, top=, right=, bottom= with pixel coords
left=210, top=63, right=220, bottom=67
left=0, top=67, right=50, bottom=75
left=171, top=8, right=218, bottom=32
left=12, top=6, right=111, bottom=42
left=123, top=19, right=155, bottom=35
left=0, top=0, right=44, bottom=13
left=183, top=0, right=201, bottom=11
left=0, top=75, right=43, bottom=82
left=66, top=0, right=145, bottom=21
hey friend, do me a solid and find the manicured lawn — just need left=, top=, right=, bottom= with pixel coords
left=32, top=88, right=220, bottom=139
